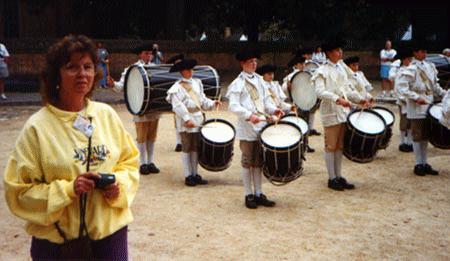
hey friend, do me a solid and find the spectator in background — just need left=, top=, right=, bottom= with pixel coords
left=0, top=41, right=10, bottom=100
left=312, top=46, right=326, bottom=64
left=379, top=40, right=397, bottom=98
left=443, top=48, right=450, bottom=62
left=97, top=42, right=109, bottom=88
left=152, top=43, right=164, bottom=64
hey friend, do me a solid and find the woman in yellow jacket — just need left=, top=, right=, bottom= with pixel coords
left=3, top=35, right=139, bottom=260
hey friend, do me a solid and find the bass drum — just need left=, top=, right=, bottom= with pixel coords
left=290, top=71, right=320, bottom=112
left=124, top=64, right=220, bottom=115
left=428, top=104, right=450, bottom=149
left=344, top=109, right=386, bottom=163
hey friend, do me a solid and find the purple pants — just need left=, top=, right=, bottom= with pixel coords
left=30, top=226, right=128, bottom=260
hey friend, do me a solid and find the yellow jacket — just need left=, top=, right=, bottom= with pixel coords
left=4, top=100, right=139, bottom=243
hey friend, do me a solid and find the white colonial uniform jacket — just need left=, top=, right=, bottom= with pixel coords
left=262, top=80, right=292, bottom=113
left=113, top=60, right=160, bottom=122
left=166, top=78, right=215, bottom=133
left=393, top=65, right=412, bottom=114
left=312, top=60, right=364, bottom=127
left=441, top=91, right=450, bottom=129
left=396, top=59, right=447, bottom=119
left=226, top=72, right=277, bottom=141
left=347, top=71, right=373, bottom=100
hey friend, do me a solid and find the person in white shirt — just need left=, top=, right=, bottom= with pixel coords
left=281, top=55, right=305, bottom=95
left=301, top=48, right=322, bottom=136
left=107, top=44, right=161, bottom=175
left=312, top=40, right=370, bottom=191
left=256, top=64, right=293, bottom=114
left=227, top=47, right=284, bottom=209
left=0, top=42, right=10, bottom=100
left=312, top=46, right=326, bottom=64
left=396, top=41, right=447, bottom=176
left=166, top=58, right=221, bottom=186
left=379, top=40, right=397, bottom=97
left=441, top=91, right=450, bottom=129
left=343, top=56, right=374, bottom=100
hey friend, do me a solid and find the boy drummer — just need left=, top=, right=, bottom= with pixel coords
left=166, top=58, right=221, bottom=186
left=312, top=39, right=370, bottom=191
left=256, top=64, right=293, bottom=114
left=396, top=42, right=447, bottom=176
left=227, top=47, right=284, bottom=209
left=107, top=43, right=160, bottom=175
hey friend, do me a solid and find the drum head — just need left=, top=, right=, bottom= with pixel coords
left=124, top=66, right=149, bottom=115
left=348, top=110, right=385, bottom=135
left=372, top=107, right=395, bottom=126
left=193, top=65, right=220, bottom=99
left=260, top=122, right=302, bottom=148
left=304, top=62, right=319, bottom=71
left=428, top=104, right=443, bottom=121
left=290, top=71, right=317, bottom=111
left=201, top=120, right=235, bottom=143
left=281, top=115, right=309, bottom=135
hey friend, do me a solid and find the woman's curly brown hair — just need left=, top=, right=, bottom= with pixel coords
left=41, top=35, right=102, bottom=105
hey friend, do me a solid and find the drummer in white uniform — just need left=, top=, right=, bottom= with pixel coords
left=397, top=42, right=447, bottom=176
left=441, top=91, right=450, bottom=129
left=312, top=39, right=370, bottom=191
left=107, top=43, right=161, bottom=175
left=227, top=47, right=284, bottom=209
left=166, top=58, right=220, bottom=186
left=256, top=64, right=293, bottom=114
left=391, top=49, right=414, bottom=152
left=301, top=48, right=322, bottom=136
left=281, top=55, right=305, bottom=95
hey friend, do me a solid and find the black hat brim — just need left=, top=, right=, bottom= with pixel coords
left=167, top=54, right=185, bottom=64
left=287, top=55, right=305, bottom=67
left=343, top=56, right=360, bottom=65
left=235, top=47, right=261, bottom=61
left=169, top=59, right=197, bottom=73
left=134, top=43, right=153, bottom=55
left=256, top=64, right=277, bottom=75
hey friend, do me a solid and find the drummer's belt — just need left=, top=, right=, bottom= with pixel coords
left=180, top=82, right=203, bottom=112
left=244, top=80, right=265, bottom=115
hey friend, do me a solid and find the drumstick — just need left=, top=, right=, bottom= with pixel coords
left=214, top=93, right=222, bottom=123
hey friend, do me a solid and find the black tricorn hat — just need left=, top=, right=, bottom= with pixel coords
left=167, top=54, right=185, bottom=64
left=287, top=55, right=306, bottom=67
left=343, top=56, right=360, bottom=65
left=411, top=39, right=428, bottom=52
left=322, top=38, right=344, bottom=52
left=169, top=58, right=197, bottom=73
left=395, top=48, right=413, bottom=60
left=134, top=43, right=153, bottom=54
left=256, top=64, right=277, bottom=75
left=235, top=46, right=261, bottom=61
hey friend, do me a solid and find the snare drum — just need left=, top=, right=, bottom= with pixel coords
left=290, top=71, right=320, bottom=112
left=199, top=119, right=236, bottom=171
left=371, top=106, right=395, bottom=150
left=344, top=110, right=386, bottom=163
left=280, top=114, right=309, bottom=154
left=260, top=122, right=304, bottom=185
left=428, top=104, right=450, bottom=149
left=124, top=64, right=220, bottom=115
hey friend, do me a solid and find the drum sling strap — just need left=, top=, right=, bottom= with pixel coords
left=417, top=67, right=433, bottom=96
left=268, top=87, right=281, bottom=107
left=244, top=79, right=268, bottom=117
left=180, top=81, right=204, bottom=112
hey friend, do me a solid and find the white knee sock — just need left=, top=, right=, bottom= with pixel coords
left=175, top=131, right=181, bottom=145
left=190, top=152, right=198, bottom=176
left=325, top=152, right=336, bottom=179
left=334, top=150, right=343, bottom=178
left=252, top=168, right=262, bottom=196
left=309, top=112, right=315, bottom=129
left=137, top=142, right=147, bottom=165
left=420, top=141, right=428, bottom=164
left=146, top=141, right=155, bottom=164
left=400, top=131, right=407, bottom=144
left=412, top=142, right=423, bottom=165
left=406, top=130, right=413, bottom=145
left=241, top=168, right=253, bottom=196
left=181, top=152, right=191, bottom=177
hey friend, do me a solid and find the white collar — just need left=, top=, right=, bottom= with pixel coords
left=181, top=78, right=193, bottom=84
left=241, top=71, right=256, bottom=79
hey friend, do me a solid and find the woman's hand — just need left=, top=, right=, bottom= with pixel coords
left=74, top=172, right=99, bottom=196
left=103, top=183, right=120, bottom=201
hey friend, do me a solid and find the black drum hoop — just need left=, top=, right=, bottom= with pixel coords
left=347, top=109, right=387, bottom=137
left=124, top=65, right=150, bottom=115
left=262, top=167, right=304, bottom=186
left=427, top=104, right=450, bottom=150
left=259, top=121, right=303, bottom=151
left=372, top=106, right=396, bottom=127
left=200, top=118, right=236, bottom=145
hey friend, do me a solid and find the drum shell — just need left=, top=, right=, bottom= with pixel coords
left=260, top=122, right=304, bottom=184
left=280, top=113, right=308, bottom=154
left=428, top=105, right=450, bottom=149
left=199, top=119, right=236, bottom=171
left=371, top=106, right=395, bottom=150
left=344, top=110, right=386, bottom=163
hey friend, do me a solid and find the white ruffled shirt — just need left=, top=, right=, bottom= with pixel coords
left=262, top=80, right=292, bottom=113
left=226, top=72, right=277, bottom=141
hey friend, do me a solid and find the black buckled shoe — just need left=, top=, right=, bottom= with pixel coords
left=194, top=174, right=208, bottom=185
left=175, top=144, right=182, bottom=152
left=255, top=194, right=276, bottom=207
left=405, top=144, right=413, bottom=152
left=245, top=194, right=257, bottom=209
left=309, top=129, right=321, bottom=136
left=306, top=145, right=315, bottom=153
left=139, top=164, right=151, bottom=175
left=328, top=178, right=344, bottom=191
left=147, top=163, right=160, bottom=174
left=185, top=175, right=197, bottom=186
left=413, top=164, right=426, bottom=176
left=399, top=144, right=410, bottom=152
left=338, top=177, right=355, bottom=190
left=423, top=164, right=439, bottom=175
